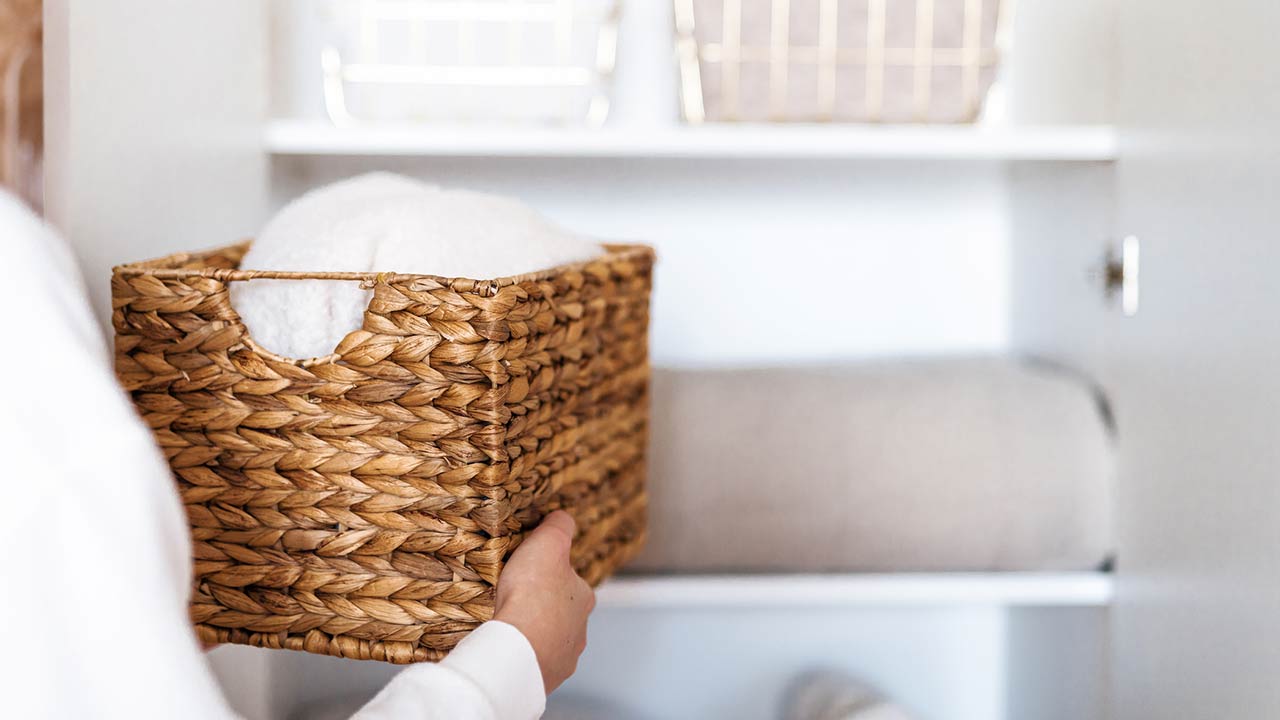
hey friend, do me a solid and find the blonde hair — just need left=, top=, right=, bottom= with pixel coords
left=0, top=0, right=42, bottom=210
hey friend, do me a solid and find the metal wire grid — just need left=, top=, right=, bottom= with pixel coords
left=675, top=0, right=1007, bottom=123
left=322, top=0, right=622, bottom=127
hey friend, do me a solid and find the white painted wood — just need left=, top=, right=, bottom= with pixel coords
left=1003, top=0, right=1117, bottom=125
left=265, top=121, right=1119, bottom=161
left=596, top=573, right=1113, bottom=609
left=1110, top=1, right=1280, bottom=718
left=42, top=1, right=270, bottom=331
left=42, top=3, right=273, bottom=719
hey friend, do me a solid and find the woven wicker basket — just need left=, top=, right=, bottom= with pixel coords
left=111, top=241, right=653, bottom=664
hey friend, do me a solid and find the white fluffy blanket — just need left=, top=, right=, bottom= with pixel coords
left=231, top=173, right=602, bottom=360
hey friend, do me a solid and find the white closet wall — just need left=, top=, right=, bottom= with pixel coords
left=274, top=154, right=1011, bottom=367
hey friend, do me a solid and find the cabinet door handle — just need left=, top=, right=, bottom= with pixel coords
left=1103, top=236, right=1140, bottom=316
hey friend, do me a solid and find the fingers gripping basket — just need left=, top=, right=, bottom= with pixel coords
left=111, top=242, right=653, bottom=664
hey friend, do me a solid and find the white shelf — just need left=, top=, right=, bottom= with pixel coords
left=264, top=120, right=1119, bottom=161
left=594, top=572, right=1113, bottom=609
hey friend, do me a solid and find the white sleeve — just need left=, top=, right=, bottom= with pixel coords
left=0, top=191, right=237, bottom=719
left=352, top=621, right=547, bottom=720
left=0, top=191, right=547, bottom=720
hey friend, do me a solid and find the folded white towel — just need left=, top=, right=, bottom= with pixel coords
left=231, top=173, right=603, bottom=360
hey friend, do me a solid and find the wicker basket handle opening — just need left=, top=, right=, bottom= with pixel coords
left=230, top=272, right=408, bottom=368
left=113, top=264, right=391, bottom=368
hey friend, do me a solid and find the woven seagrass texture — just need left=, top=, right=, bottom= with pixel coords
left=111, top=241, right=653, bottom=664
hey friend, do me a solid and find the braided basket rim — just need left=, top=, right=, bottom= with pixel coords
left=112, top=240, right=654, bottom=291
left=113, top=240, right=655, bottom=367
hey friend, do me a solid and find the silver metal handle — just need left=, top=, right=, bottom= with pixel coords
left=1102, top=236, right=1141, bottom=317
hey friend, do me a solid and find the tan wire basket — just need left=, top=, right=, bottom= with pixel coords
left=676, top=0, right=1007, bottom=124
left=112, top=241, right=653, bottom=663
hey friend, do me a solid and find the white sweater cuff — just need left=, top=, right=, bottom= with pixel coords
left=442, top=621, right=546, bottom=720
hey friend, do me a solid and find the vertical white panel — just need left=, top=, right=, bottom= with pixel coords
left=605, top=0, right=678, bottom=127
left=1001, top=0, right=1116, bottom=125
left=205, top=646, right=275, bottom=720
left=42, top=2, right=272, bottom=717
left=1003, top=608, right=1110, bottom=720
left=43, top=0, right=269, bottom=330
left=1111, top=1, right=1280, bottom=717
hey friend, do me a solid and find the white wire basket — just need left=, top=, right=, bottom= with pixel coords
left=319, top=0, right=622, bottom=127
left=675, top=0, right=1007, bottom=124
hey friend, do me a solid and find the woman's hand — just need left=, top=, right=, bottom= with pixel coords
left=494, top=510, right=596, bottom=693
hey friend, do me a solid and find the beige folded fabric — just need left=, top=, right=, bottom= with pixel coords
left=628, top=358, right=1114, bottom=573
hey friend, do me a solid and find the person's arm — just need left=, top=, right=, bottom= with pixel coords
left=353, top=511, right=595, bottom=720
left=1, top=191, right=238, bottom=719
left=0, top=191, right=595, bottom=720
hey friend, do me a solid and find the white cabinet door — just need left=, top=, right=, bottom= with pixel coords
left=1111, top=2, right=1280, bottom=718
left=43, top=0, right=269, bottom=330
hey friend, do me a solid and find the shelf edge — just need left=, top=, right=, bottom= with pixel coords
left=593, top=572, right=1114, bottom=609
left=263, top=121, right=1119, bottom=161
